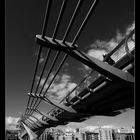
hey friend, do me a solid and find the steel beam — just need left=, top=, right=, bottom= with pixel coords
left=35, top=35, right=134, bottom=83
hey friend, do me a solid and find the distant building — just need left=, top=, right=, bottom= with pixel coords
left=117, top=128, right=134, bottom=134
left=85, top=132, right=99, bottom=140
left=75, top=133, right=85, bottom=140
left=94, top=128, right=114, bottom=140
left=76, top=128, right=80, bottom=133
left=5, top=129, right=19, bottom=140
left=36, top=127, right=135, bottom=140
left=115, top=133, right=135, bottom=140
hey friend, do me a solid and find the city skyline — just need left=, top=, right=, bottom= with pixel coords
left=6, top=123, right=135, bottom=140
left=6, top=0, right=135, bottom=130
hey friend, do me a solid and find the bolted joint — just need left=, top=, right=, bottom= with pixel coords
left=39, top=94, right=46, bottom=99
left=103, top=54, right=115, bottom=65
left=28, top=92, right=41, bottom=98
left=35, top=35, right=78, bottom=52
left=25, top=107, right=30, bottom=110
left=27, top=92, right=35, bottom=97
left=25, top=107, right=35, bottom=111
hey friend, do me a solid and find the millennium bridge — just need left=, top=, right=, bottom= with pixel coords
left=17, top=0, right=135, bottom=139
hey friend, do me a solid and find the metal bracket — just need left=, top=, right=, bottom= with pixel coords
left=41, top=95, right=77, bottom=113
left=36, top=35, right=78, bottom=52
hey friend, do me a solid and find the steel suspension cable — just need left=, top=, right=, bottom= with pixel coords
left=35, top=49, right=52, bottom=96
left=31, top=0, right=84, bottom=110
left=30, top=53, right=69, bottom=116
left=62, top=0, right=84, bottom=43
left=72, top=0, right=98, bottom=46
left=25, top=45, right=43, bottom=115
left=27, top=49, right=52, bottom=115
left=28, top=50, right=61, bottom=116
left=37, top=0, right=89, bottom=116
left=28, top=0, right=68, bottom=116
left=37, top=0, right=68, bottom=97
left=28, top=0, right=70, bottom=116
left=24, top=0, right=52, bottom=116
left=24, top=0, right=100, bottom=123
left=44, top=53, right=68, bottom=95
left=40, top=51, right=61, bottom=95
left=42, top=0, right=52, bottom=38
left=27, top=0, right=98, bottom=116
left=25, top=0, right=81, bottom=117
left=52, top=0, right=67, bottom=40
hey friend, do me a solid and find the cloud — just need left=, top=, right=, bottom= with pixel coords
left=6, top=116, right=20, bottom=130
left=87, top=22, right=135, bottom=62
left=62, top=124, right=118, bottom=131
left=66, top=122, right=88, bottom=129
left=36, top=73, right=77, bottom=102
left=101, top=125, right=115, bottom=128
left=87, top=49, right=107, bottom=61
left=80, top=125, right=118, bottom=131
left=82, top=126, right=99, bottom=131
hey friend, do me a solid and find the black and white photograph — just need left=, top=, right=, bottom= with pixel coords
left=5, top=0, right=135, bottom=140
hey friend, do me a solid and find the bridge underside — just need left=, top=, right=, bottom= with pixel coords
left=20, top=46, right=134, bottom=139
left=18, top=0, right=135, bottom=139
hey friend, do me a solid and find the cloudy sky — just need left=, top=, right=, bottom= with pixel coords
left=6, top=0, right=134, bottom=130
